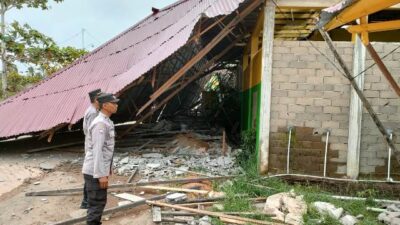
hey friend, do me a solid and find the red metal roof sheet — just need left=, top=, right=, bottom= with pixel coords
left=0, top=0, right=246, bottom=138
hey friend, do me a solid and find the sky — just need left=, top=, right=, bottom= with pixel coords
left=7, top=0, right=177, bottom=51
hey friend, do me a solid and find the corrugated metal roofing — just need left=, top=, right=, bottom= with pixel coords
left=0, top=0, right=247, bottom=138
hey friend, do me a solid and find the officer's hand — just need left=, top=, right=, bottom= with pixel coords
left=99, top=177, right=108, bottom=189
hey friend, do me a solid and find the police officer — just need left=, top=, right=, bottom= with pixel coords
left=81, top=89, right=102, bottom=209
left=82, top=93, right=119, bottom=225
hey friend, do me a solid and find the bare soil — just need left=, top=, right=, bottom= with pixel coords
left=0, top=148, right=156, bottom=225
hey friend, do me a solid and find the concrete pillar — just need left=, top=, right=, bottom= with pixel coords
left=347, top=34, right=366, bottom=179
left=259, top=0, right=275, bottom=174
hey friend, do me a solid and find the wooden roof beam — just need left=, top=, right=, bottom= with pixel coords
left=346, top=20, right=400, bottom=33
left=324, top=0, right=400, bottom=31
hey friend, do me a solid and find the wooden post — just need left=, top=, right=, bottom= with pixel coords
left=222, top=130, right=227, bottom=156
left=259, top=0, right=275, bottom=174
left=347, top=33, right=365, bottom=179
left=319, top=29, right=400, bottom=165
left=365, top=43, right=400, bottom=97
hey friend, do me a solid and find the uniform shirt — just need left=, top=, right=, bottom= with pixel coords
left=83, top=105, right=98, bottom=135
left=83, top=105, right=98, bottom=153
left=82, top=112, right=115, bottom=178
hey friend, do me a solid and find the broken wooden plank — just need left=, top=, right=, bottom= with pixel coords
left=161, top=211, right=275, bottom=217
left=127, top=166, right=138, bottom=184
left=177, top=197, right=267, bottom=207
left=147, top=201, right=281, bottom=225
left=176, top=201, right=217, bottom=207
left=222, top=130, right=227, bottom=156
left=138, top=185, right=209, bottom=195
left=365, top=42, right=400, bottom=97
left=140, top=175, right=237, bottom=186
left=26, top=176, right=236, bottom=196
left=319, top=29, right=400, bottom=165
left=161, top=217, right=191, bottom=223
left=51, top=194, right=166, bottom=225
left=220, top=217, right=247, bottom=225
left=27, top=141, right=83, bottom=153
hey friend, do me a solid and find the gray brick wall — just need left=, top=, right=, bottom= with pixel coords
left=269, top=41, right=400, bottom=176
left=359, top=42, right=400, bottom=175
left=270, top=41, right=353, bottom=175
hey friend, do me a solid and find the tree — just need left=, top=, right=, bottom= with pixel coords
left=0, top=0, right=64, bottom=97
left=0, top=21, right=87, bottom=97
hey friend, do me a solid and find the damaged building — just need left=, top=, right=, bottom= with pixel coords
left=0, top=0, right=400, bottom=181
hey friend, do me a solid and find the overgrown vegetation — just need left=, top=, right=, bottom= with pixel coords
left=236, top=129, right=257, bottom=170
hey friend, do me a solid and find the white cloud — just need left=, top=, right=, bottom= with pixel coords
left=7, top=0, right=177, bottom=50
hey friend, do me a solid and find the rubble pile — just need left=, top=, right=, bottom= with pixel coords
left=112, top=152, right=242, bottom=180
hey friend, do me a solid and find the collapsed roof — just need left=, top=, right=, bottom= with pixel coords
left=0, top=0, right=252, bottom=139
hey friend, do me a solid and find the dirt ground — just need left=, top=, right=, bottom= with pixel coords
left=0, top=147, right=156, bottom=225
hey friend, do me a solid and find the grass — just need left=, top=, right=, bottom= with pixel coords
left=212, top=174, right=383, bottom=224
left=207, top=131, right=386, bottom=224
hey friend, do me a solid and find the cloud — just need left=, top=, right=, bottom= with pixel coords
left=7, top=0, right=177, bottom=50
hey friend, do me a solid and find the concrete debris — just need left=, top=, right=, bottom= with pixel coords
left=264, top=192, right=307, bottom=225
left=166, top=193, right=187, bottom=203
left=313, top=202, right=360, bottom=225
left=112, top=153, right=240, bottom=178
left=198, top=216, right=212, bottom=225
left=174, top=166, right=189, bottom=176
left=378, top=204, right=400, bottom=225
left=313, top=202, right=343, bottom=219
left=146, top=163, right=161, bottom=170
left=119, top=157, right=130, bottom=164
left=39, top=161, right=56, bottom=170
left=340, top=215, right=358, bottom=225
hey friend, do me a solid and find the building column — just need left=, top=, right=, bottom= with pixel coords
left=347, top=34, right=366, bottom=179
left=258, top=0, right=275, bottom=174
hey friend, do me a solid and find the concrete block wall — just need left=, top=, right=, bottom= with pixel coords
left=360, top=42, right=400, bottom=177
left=269, top=41, right=353, bottom=176
left=268, top=41, right=400, bottom=177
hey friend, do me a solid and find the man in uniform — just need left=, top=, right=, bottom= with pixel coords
left=81, top=89, right=102, bottom=209
left=82, top=93, right=119, bottom=225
